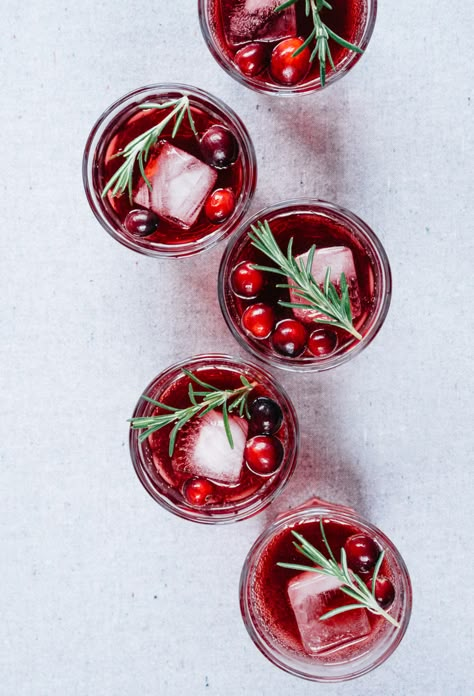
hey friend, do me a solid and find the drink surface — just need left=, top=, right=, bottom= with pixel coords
left=222, top=206, right=379, bottom=363
left=131, top=360, right=297, bottom=518
left=252, top=515, right=393, bottom=662
left=93, top=96, right=246, bottom=247
left=207, top=0, right=368, bottom=90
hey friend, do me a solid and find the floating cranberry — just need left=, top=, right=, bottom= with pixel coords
left=124, top=209, right=159, bottom=237
left=308, top=329, right=338, bottom=357
left=231, top=262, right=265, bottom=298
left=235, top=42, right=268, bottom=77
left=244, top=435, right=284, bottom=476
left=367, top=576, right=395, bottom=609
left=270, top=38, right=311, bottom=86
left=249, top=397, right=283, bottom=435
left=242, top=303, right=275, bottom=339
left=272, top=319, right=308, bottom=357
left=182, top=477, right=215, bottom=506
left=344, top=534, right=380, bottom=574
left=204, top=188, right=236, bottom=223
left=200, top=125, right=238, bottom=169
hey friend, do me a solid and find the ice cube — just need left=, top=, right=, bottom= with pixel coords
left=172, top=410, right=248, bottom=485
left=287, top=571, right=371, bottom=655
left=221, top=0, right=297, bottom=47
left=288, top=247, right=362, bottom=324
left=134, top=142, right=217, bottom=229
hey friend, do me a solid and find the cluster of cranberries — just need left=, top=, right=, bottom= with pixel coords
left=234, top=37, right=311, bottom=87
left=182, top=394, right=285, bottom=507
left=124, top=124, right=239, bottom=237
left=344, top=534, right=396, bottom=610
left=245, top=396, right=284, bottom=476
left=231, top=261, right=338, bottom=358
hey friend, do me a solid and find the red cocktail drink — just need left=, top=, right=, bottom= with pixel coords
left=240, top=499, right=411, bottom=680
left=199, top=0, right=377, bottom=94
left=83, top=85, right=256, bottom=257
left=219, top=199, right=391, bottom=371
left=129, top=355, right=298, bottom=522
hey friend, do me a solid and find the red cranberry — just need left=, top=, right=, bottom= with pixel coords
left=231, top=262, right=265, bottom=298
left=344, top=534, right=380, bottom=574
left=272, top=319, right=308, bottom=357
left=270, top=38, right=311, bottom=86
left=244, top=435, right=284, bottom=476
left=235, top=42, right=268, bottom=77
left=308, top=329, right=338, bottom=357
left=124, top=209, right=159, bottom=237
left=242, top=303, right=275, bottom=339
left=367, top=576, right=395, bottom=610
left=249, top=397, right=283, bottom=435
left=182, top=477, right=214, bottom=506
left=204, top=188, right=236, bottom=223
left=200, top=125, right=238, bottom=169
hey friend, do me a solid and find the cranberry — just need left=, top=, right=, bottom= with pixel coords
left=124, top=209, right=159, bottom=237
left=272, top=319, right=308, bottom=357
left=231, top=262, right=265, bottom=298
left=344, top=534, right=380, bottom=574
left=242, top=303, right=275, bottom=339
left=204, top=188, right=236, bottom=223
left=182, top=477, right=215, bottom=506
left=367, top=576, right=395, bottom=610
left=244, top=435, right=284, bottom=476
left=308, top=329, right=338, bottom=357
left=235, top=43, right=268, bottom=77
left=270, top=38, right=311, bottom=86
left=249, top=397, right=283, bottom=435
left=200, top=125, right=238, bottom=169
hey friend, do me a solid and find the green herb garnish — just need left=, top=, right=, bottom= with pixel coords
left=102, top=96, right=198, bottom=201
left=277, top=521, right=399, bottom=627
left=129, top=369, right=255, bottom=457
left=248, top=220, right=362, bottom=340
left=275, top=0, right=363, bottom=87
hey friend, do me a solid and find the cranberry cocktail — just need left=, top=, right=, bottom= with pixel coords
left=240, top=500, right=411, bottom=680
left=83, top=85, right=256, bottom=257
left=199, top=0, right=377, bottom=94
left=219, top=199, right=391, bottom=371
left=129, top=355, right=298, bottom=522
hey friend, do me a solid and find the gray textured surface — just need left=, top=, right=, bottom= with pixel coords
left=1, top=1, right=473, bottom=694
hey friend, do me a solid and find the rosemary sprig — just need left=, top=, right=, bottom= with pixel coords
left=275, top=0, right=363, bottom=87
left=277, top=521, right=399, bottom=627
left=129, top=369, right=255, bottom=457
left=248, top=220, right=362, bottom=340
left=102, top=96, right=198, bottom=201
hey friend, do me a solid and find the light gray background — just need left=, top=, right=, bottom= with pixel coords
left=1, top=1, right=473, bottom=694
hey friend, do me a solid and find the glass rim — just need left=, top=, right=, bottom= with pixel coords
left=239, top=503, right=412, bottom=681
left=218, top=198, right=392, bottom=373
left=83, top=83, right=257, bottom=258
left=128, top=353, right=299, bottom=523
left=198, top=0, right=378, bottom=96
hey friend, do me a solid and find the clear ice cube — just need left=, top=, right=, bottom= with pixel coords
left=172, top=410, right=248, bottom=485
left=288, top=246, right=362, bottom=323
left=287, top=571, right=371, bottom=655
left=221, top=0, right=297, bottom=47
left=134, top=142, right=217, bottom=229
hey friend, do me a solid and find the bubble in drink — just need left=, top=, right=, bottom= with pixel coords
left=287, top=570, right=371, bottom=655
left=172, top=409, right=248, bottom=485
left=134, top=142, right=217, bottom=229
left=221, top=0, right=297, bottom=47
left=289, top=246, right=362, bottom=323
